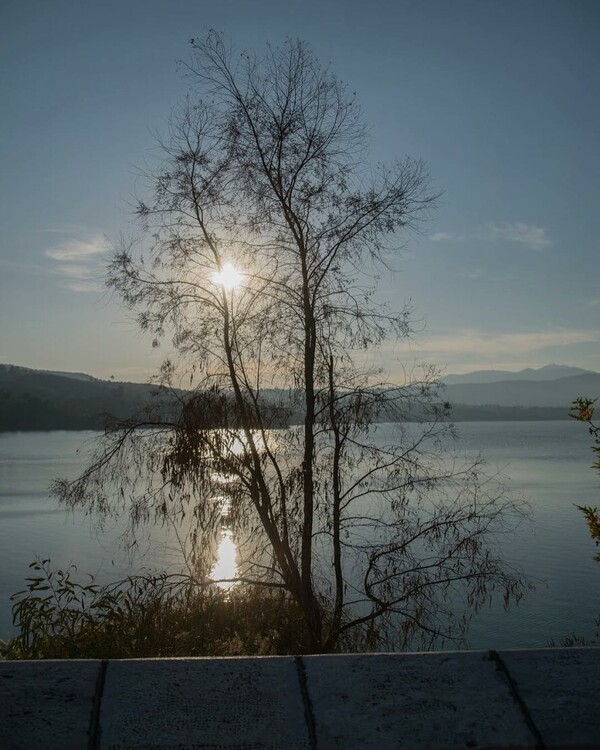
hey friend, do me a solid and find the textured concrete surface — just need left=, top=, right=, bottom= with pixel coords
left=304, top=651, right=535, bottom=749
left=1, top=649, right=599, bottom=749
left=499, top=648, right=600, bottom=749
left=0, top=659, right=101, bottom=750
left=100, top=656, right=311, bottom=749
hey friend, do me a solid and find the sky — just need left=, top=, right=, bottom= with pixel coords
left=1, top=0, right=599, bottom=380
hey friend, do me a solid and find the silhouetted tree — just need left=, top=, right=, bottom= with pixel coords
left=54, top=33, right=527, bottom=651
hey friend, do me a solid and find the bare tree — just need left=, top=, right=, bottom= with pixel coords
left=54, top=33, right=528, bottom=651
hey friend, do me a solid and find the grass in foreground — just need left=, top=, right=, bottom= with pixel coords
left=5, top=559, right=319, bottom=659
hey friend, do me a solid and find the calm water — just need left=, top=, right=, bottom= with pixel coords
left=0, top=422, right=599, bottom=648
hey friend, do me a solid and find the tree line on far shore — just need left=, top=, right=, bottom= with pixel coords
left=0, top=365, right=569, bottom=431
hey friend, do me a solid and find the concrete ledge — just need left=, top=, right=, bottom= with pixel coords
left=1, top=649, right=599, bottom=749
left=303, top=651, right=534, bottom=749
left=101, top=656, right=310, bottom=749
left=0, top=660, right=101, bottom=750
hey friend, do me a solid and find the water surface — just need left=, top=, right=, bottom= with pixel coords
left=1, top=422, right=598, bottom=648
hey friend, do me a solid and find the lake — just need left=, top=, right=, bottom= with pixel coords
left=1, top=422, right=599, bottom=649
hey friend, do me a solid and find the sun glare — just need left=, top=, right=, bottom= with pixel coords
left=213, top=262, right=242, bottom=291
left=211, top=529, right=238, bottom=590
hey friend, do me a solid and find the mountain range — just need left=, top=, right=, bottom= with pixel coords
left=1, top=363, right=598, bottom=431
left=442, top=367, right=600, bottom=408
left=442, top=364, right=594, bottom=385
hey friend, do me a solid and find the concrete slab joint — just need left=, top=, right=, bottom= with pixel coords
left=498, top=647, right=600, bottom=750
left=303, top=651, right=538, bottom=749
left=1, top=648, right=599, bottom=749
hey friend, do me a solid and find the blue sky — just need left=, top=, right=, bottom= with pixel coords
left=1, top=0, right=598, bottom=380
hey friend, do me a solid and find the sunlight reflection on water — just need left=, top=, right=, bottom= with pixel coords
left=211, top=529, right=238, bottom=590
left=209, top=491, right=238, bottom=589
left=210, top=472, right=238, bottom=485
left=205, top=429, right=272, bottom=589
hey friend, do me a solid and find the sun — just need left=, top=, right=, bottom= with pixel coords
left=213, top=262, right=242, bottom=291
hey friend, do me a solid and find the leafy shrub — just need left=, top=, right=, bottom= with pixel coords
left=7, top=559, right=320, bottom=659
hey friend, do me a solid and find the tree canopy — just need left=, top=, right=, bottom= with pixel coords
left=54, top=33, right=528, bottom=652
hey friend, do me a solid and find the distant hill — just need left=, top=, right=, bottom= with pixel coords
left=444, top=372, right=600, bottom=408
left=443, top=364, right=596, bottom=385
left=0, top=364, right=168, bottom=431
left=2, top=363, right=596, bottom=430
left=0, top=365, right=291, bottom=431
left=36, top=369, right=100, bottom=382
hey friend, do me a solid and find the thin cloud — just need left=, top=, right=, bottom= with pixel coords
left=44, top=232, right=108, bottom=293
left=377, top=327, right=600, bottom=377
left=487, top=222, right=551, bottom=250
left=429, top=223, right=552, bottom=251
left=402, top=328, right=597, bottom=357
left=66, top=280, right=104, bottom=293
left=54, top=263, right=93, bottom=278
left=32, top=224, right=92, bottom=236
left=45, top=235, right=107, bottom=262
